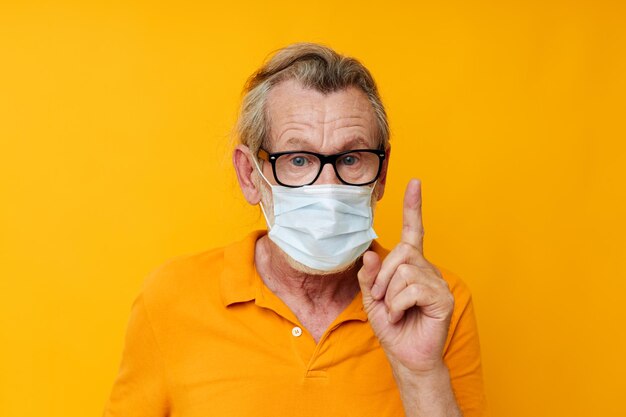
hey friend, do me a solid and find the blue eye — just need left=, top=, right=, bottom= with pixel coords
left=291, top=156, right=306, bottom=167
left=340, top=155, right=358, bottom=166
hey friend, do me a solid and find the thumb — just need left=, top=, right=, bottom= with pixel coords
left=358, top=251, right=382, bottom=299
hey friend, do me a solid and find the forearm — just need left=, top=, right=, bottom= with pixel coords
left=393, top=362, right=462, bottom=417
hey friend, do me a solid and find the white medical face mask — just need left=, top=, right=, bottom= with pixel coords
left=253, top=158, right=378, bottom=272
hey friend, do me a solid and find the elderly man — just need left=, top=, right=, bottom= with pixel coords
left=104, top=43, right=486, bottom=417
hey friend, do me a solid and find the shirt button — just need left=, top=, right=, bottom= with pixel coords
left=291, top=326, right=303, bottom=337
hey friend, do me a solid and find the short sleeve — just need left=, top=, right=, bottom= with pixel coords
left=443, top=291, right=488, bottom=417
left=103, top=293, right=170, bottom=417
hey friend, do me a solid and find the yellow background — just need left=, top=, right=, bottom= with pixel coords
left=1, top=1, right=625, bottom=416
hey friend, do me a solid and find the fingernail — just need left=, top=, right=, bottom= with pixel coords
left=371, top=283, right=382, bottom=299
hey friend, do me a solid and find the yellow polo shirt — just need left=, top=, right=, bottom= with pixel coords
left=104, top=230, right=486, bottom=417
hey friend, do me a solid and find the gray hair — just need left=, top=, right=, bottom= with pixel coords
left=236, top=43, right=390, bottom=155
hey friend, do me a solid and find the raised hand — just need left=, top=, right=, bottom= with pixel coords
left=358, top=179, right=455, bottom=375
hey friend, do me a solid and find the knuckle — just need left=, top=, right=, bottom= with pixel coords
left=436, top=277, right=450, bottom=290
left=396, top=263, right=414, bottom=279
left=402, top=222, right=424, bottom=236
left=407, top=284, right=421, bottom=300
left=445, top=293, right=455, bottom=310
left=397, top=241, right=414, bottom=254
left=397, top=241, right=422, bottom=262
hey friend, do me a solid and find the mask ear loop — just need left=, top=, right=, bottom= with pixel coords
left=251, top=154, right=274, bottom=230
left=368, top=180, right=378, bottom=228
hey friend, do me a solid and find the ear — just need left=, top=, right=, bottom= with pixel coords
left=375, top=145, right=391, bottom=201
left=233, top=145, right=262, bottom=205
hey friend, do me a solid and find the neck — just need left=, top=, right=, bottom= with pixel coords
left=254, top=235, right=361, bottom=306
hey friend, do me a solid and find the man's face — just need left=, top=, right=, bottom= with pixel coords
left=259, top=79, right=380, bottom=185
left=253, top=79, right=384, bottom=274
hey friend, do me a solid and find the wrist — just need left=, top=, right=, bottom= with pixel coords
left=390, top=361, right=461, bottom=417
left=391, top=359, right=449, bottom=388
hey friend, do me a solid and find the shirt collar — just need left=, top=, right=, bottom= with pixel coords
left=220, top=230, right=390, bottom=317
left=219, top=230, right=265, bottom=307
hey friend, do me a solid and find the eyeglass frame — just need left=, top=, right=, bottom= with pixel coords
left=257, top=148, right=387, bottom=188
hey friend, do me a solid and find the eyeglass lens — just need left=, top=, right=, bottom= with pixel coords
left=274, top=151, right=380, bottom=186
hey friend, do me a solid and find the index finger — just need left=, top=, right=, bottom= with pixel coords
left=401, top=179, right=425, bottom=253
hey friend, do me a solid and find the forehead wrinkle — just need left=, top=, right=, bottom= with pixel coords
left=274, top=121, right=314, bottom=145
left=266, top=81, right=378, bottom=151
left=271, top=109, right=320, bottom=141
left=324, top=116, right=377, bottom=147
left=321, top=97, right=377, bottom=140
left=323, top=115, right=372, bottom=128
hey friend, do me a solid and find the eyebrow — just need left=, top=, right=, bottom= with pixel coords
left=283, top=136, right=373, bottom=151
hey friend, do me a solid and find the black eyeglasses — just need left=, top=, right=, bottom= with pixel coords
left=257, top=148, right=386, bottom=188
